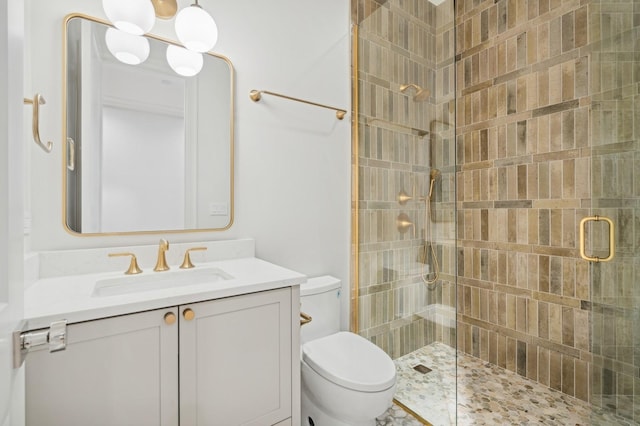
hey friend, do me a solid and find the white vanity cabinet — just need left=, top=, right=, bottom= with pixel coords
left=180, top=287, right=293, bottom=425
left=26, top=287, right=298, bottom=426
left=26, top=307, right=180, bottom=426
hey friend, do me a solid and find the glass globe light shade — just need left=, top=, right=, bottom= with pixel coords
left=174, top=5, right=218, bottom=53
left=166, top=45, right=204, bottom=77
left=105, top=28, right=150, bottom=65
left=102, top=0, right=155, bottom=35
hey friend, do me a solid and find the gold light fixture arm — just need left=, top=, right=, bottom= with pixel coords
left=579, top=215, right=615, bottom=262
left=249, top=89, right=347, bottom=120
left=23, top=94, right=53, bottom=153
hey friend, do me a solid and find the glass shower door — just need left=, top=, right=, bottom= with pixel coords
left=588, top=1, right=640, bottom=422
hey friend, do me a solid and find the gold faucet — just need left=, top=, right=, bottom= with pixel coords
left=154, top=239, right=170, bottom=272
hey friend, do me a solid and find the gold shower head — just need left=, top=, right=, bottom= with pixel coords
left=400, top=83, right=431, bottom=102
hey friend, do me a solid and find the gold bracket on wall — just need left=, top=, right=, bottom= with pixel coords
left=579, top=215, right=615, bottom=262
left=23, top=94, right=53, bottom=153
left=249, top=89, right=347, bottom=120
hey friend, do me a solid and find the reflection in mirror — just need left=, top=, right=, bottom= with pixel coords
left=64, top=14, right=234, bottom=235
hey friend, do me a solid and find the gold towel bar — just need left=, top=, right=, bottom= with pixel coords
left=249, top=89, right=347, bottom=120
left=23, top=94, right=53, bottom=153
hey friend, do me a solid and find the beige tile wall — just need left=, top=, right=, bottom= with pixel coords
left=355, top=0, right=457, bottom=359
left=356, top=0, right=639, bottom=419
left=455, top=0, right=593, bottom=402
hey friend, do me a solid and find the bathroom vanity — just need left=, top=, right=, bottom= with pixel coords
left=21, top=240, right=304, bottom=426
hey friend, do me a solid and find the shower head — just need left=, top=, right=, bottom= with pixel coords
left=400, top=83, right=431, bottom=102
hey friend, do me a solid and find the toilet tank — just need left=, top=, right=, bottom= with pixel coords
left=300, top=276, right=341, bottom=344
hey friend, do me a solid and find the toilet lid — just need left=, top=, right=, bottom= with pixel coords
left=302, top=331, right=396, bottom=392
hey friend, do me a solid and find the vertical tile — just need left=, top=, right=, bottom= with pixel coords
left=550, top=350, right=562, bottom=391
left=562, top=307, right=574, bottom=347
left=575, top=359, right=589, bottom=401
left=517, top=340, right=527, bottom=376
left=562, top=355, right=575, bottom=396
left=561, top=12, right=574, bottom=53
left=539, top=301, right=549, bottom=339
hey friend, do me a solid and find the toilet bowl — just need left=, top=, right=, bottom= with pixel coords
left=300, top=276, right=396, bottom=426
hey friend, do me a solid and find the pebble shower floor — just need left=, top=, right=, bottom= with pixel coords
left=376, top=342, right=632, bottom=425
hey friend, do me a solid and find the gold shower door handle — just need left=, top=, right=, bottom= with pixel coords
left=579, top=216, right=615, bottom=262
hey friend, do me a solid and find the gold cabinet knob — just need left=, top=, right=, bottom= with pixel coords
left=183, top=308, right=195, bottom=321
left=164, top=312, right=177, bottom=325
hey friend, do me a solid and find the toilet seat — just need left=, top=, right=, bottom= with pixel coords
left=302, top=331, right=396, bottom=393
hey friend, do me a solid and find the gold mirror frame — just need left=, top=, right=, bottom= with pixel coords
left=61, top=13, right=235, bottom=237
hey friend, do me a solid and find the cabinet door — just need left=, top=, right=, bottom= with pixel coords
left=26, top=308, right=179, bottom=426
left=180, top=288, right=292, bottom=426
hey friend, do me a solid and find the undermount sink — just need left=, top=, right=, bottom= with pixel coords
left=92, top=267, right=234, bottom=297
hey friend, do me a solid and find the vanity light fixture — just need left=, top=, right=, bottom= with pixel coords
left=101, top=0, right=155, bottom=35
left=105, top=28, right=150, bottom=65
left=174, top=0, right=218, bottom=53
left=103, top=0, right=218, bottom=53
left=166, top=44, right=203, bottom=77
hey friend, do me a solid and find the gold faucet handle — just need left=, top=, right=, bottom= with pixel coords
left=109, top=252, right=143, bottom=275
left=180, top=247, right=207, bottom=269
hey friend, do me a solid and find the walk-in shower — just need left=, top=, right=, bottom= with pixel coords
left=354, top=0, right=640, bottom=424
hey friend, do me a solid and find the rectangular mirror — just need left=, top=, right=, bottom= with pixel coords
left=63, top=14, right=234, bottom=235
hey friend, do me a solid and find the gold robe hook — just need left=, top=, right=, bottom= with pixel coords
left=23, top=93, right=53, bottom=153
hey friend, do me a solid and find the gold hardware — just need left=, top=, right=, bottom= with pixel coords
left=351, top=24, right=359, bottom=334
left=397, top=213, right=414, bottom=235
left=62, top=13, right=236, bottom=238
left=183, top=308, right=195, bottom=321
left=66, top=137, right=75, bottom=171
left=108, top=252, right=143, bottom=275
left=579, top=215, right=615, bottom=263
left=151, top=0, right=178, bottom=19
left=164, top=312, right=177, bottom=325
left=300, top=311, right=312, bottom=326
left=249, top=89, right=347, bottom=120
left=154, top=239, right=170, bottom=272
left=399, top=83, right=430, bottom=102
left=23, top=94, right=53, bottom=153
left=180, top=247, right=208, bottom=269
left=398, top=189, right=413, bottom=205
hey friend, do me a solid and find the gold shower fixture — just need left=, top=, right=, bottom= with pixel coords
left=400, top=83, right=430, bottom=102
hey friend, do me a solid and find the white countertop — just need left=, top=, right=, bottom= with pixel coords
left=25, top=257, right=306, bottom=330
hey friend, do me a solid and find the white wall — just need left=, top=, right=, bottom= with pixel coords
left=25, top=0, right=352, bottom=328
left=1, top=0, right=25, bottom=424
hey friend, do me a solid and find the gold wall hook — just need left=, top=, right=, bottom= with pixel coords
left=23, top=94, right=53, bottom=153
left=249, top=89, right=347, bottom=120
left=108, top=252, right=143, bottom=275
left=180, top=247, right=207, bottom=269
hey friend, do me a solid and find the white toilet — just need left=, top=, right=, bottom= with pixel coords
left=300, top=276, right=396, bottom=426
